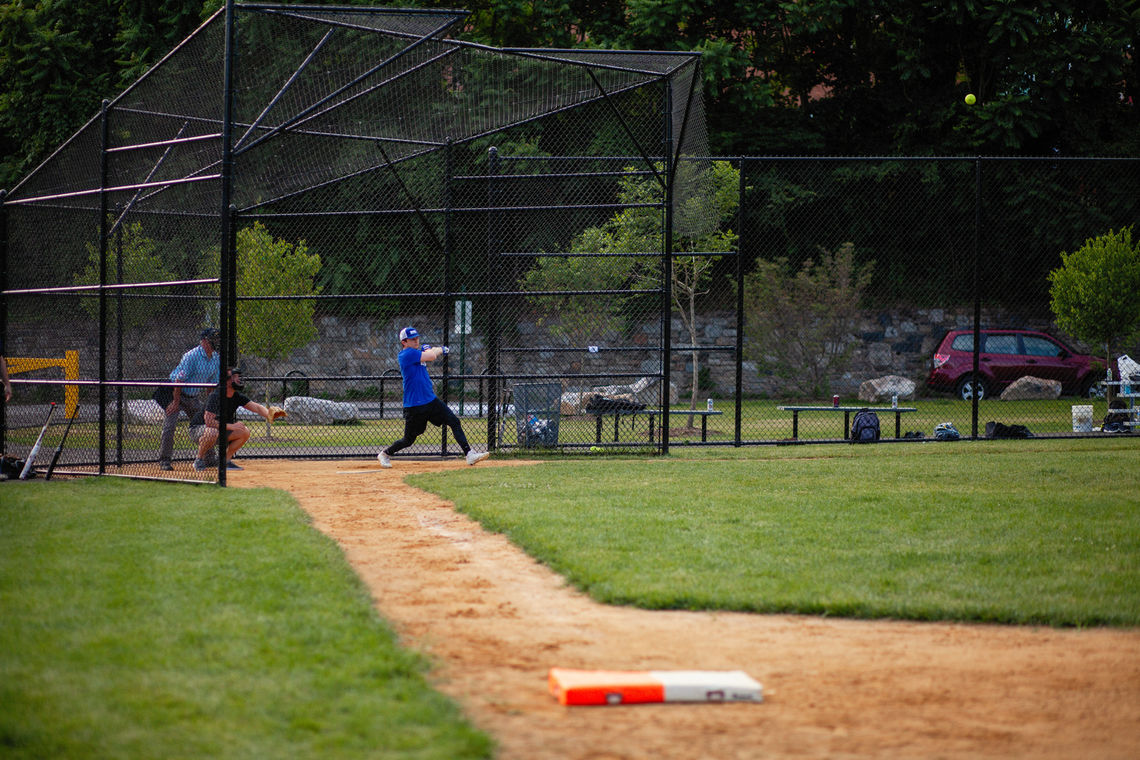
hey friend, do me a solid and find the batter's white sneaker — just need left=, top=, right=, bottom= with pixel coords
left=377, top=450, right=392, bottom=468
left=466, top=450, right=490, bottom=466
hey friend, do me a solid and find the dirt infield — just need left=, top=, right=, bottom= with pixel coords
left=230, top=458, right=1140, bottom=760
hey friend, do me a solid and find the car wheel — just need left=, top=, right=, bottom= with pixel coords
left=956, top=376, right=989, bottom=400
left=1082, top=378, right=1106, bottom=399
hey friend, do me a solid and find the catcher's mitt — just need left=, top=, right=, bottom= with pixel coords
left=268, top=405, right=287, bottom=421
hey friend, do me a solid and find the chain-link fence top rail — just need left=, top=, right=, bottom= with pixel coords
left=2, top=3, right=707, bottom=478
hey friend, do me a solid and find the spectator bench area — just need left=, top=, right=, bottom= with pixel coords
left=776, top=405, right=918, bottom=441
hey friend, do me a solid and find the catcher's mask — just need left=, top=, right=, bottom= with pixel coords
left=227, top=367, right=244, bottom=391
left=201, top=327, right=219, bottom=350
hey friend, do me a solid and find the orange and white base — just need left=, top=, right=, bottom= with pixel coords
left=549, top=668, right=763, bottom=706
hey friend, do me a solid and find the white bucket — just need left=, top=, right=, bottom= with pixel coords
left=1072, top=405, right=1093, bottom=433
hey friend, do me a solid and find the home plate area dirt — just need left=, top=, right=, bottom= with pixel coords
left=231, top=458, right=1140, bottom=760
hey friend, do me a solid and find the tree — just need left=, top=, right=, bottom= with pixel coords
left=74, top=222, right=175, bottom=329
left=7, top=0, right=1137, bottom=193
left=521, top=160, right=738, bottom=425
left=0, top=0, right=210, bottom=189
left=634, top=162, right=738, bottom=426
left=609, top=0, right=1138, bottom=157
left=742, top=242, right=874, bottom=397
left=1048, top=226, right=1140, bottom=402
left=72, top=221, right=175, bottom=436
left=203, top=222, right=321, bottom=437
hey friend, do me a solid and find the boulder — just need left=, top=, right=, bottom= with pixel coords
left=589, top=376, right=680, bottom=406
left=236, top=404, right=263, bottom=421
left=563, top=378, right=682, bottom=415
left=127, top=399, right=166, bottom=425
left=999, top=376, right=1060, bottom=400
left=560, top=391, right=589, bottom=415
left=283, top=396, right=360, bottom=424
left=858, top=375, right=916, bottom=403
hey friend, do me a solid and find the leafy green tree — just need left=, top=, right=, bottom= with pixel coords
left=611, top=0, right=1137, bottom=156
left=203, top=222, right=321, bottom=437
left=1048, top=227, right=1140, bottom=402
left=0, top=0, right=209, bottom=189
left=742, top=243, right=874, bottom=398
left=632, top=162, right=737, bottom=424
left=74, top=222, right=175, bottom=329
left=518, top=223, right=638, bottom=347
left=4, top=0, right=1137, bottom=192
left=521, top=160, right=738, bottom=423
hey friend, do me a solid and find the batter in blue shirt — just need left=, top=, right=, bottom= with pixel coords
left=377, top=326, right=489, bottom=468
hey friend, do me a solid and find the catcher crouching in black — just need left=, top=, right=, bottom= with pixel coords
left=188, top=366, right=285, bottom=471
left=378, top=326, right=489, bottom=468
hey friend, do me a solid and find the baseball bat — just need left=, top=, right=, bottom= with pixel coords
left=44, top=403, right=80, bottom=481
left=20, top=402, right=57, bottom=480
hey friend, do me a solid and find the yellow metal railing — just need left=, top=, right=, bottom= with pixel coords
left=7, top=350, right=80, bottom=418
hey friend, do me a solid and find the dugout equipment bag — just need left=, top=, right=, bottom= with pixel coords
left=1, top=455, right=27, bottom=479
left=934, top=422, right=961, bottom=441
left=984, top=421, right=1033, bottom=439
left=850, top=409, right=880, bottom=443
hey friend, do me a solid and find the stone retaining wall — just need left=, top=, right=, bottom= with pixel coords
left=7, top=307, right=1116, bottom=400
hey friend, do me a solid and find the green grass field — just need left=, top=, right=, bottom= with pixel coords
left=0, top=479, right=493, bottom=760
left=2, top=438, right=1138, bottom=757
left=411, top=438, right=1140, bottom=626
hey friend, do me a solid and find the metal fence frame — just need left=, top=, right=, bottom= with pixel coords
left=2, top=4, right=1138, bottom=482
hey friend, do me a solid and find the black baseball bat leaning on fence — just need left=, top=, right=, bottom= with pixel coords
left=45, top=403, right=80, bottom=481
left=19, top=402, right=57, bottom=480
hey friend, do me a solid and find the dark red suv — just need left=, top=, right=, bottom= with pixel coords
left=927, top=329, right=1102, bottom=400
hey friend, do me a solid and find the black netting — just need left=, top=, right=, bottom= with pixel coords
left=2, top=5, right=713, bottom=479
left=4, top=6, right=1138, bottom=483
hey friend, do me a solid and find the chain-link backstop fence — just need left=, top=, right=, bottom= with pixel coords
left=3, top=5, right=1139, bottom=484
left=1, top=2, right=710, bottom=482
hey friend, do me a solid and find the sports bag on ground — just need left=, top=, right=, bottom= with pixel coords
left=1, top=455, right=28, bottom=479
left=934, top=422, right=961, bottom=441
left=1103, top=400, right=1132, bottom=433
left=985, top=421, right=1034, bottom=439
left=850, top=409, right=880, bottom=443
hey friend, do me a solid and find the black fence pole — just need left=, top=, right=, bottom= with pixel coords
left=661, top=79, right=673, bottom=455
left=0, top=189, right=7, bottom=457
left=971, top=157, right=982, bottom=438
left=440, top=138, right=453, bottom=457
left=486, top=146, right=500, bottom=450
left=98, top=99, right=110, bottom=473
left=734, top=157, right=745, bottom=447
left=217, top=0, right=237, bottom=485
left=114, top=223, right=124, bottom=465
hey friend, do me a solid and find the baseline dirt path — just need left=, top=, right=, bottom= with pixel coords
left=231, top=458, right=1140, bottom=760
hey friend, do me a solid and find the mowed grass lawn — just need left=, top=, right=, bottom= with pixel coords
left=2, top=438, right=1138, bottom=758
left=0, top=480, right=492, bottom=760
left=412, top=438, right=1140, bottom=626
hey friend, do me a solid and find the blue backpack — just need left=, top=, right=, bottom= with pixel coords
left=850, top=409, right=880, bottom=443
